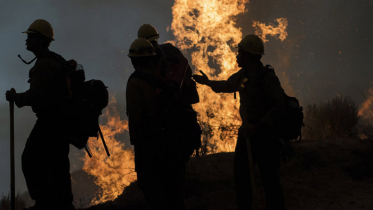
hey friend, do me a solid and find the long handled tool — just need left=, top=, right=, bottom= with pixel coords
left=241, top=104, right=257, bottom=209
left=84, top=126, right=110, bottom=158
left=10, top=101, right=15, bottom=210
left=98, top=126, right=110, bottom=157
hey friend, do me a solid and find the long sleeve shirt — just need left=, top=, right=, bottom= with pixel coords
left=126, top=69, right=159, bottom=145
left=14, top=53, right=70, bottom=116
left=209, top=65, right=284, bottom=130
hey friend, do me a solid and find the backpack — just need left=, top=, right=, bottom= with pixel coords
left=128, top=71, right=201, bottom=160
left=156, top=43, right=189, bottom=89
left=127, top=44, right=202, bottom=160
left=44, top=52, right=110, bottom=157
left=260, top=65, right=304, bottom=141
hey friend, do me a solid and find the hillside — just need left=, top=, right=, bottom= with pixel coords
left=82, top=138, right=373, bottom=210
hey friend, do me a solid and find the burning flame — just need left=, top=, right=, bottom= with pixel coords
left=357, top=86, right=373, bottom=139
left=253, top=18, right=288, bottom=43
left=82, top=96, right=135, bottom=205
left=82, top=0, right=289, bottom=205
left=171, top=0, right=288, bottom=153
left=358, top=86, right=373, bottom=118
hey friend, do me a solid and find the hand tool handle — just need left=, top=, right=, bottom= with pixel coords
left=10, top=101, right=15, bottom=210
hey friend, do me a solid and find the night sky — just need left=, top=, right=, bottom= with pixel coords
left=0, top=0, right=372, bottom=197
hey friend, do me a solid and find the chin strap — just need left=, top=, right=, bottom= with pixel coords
left=18, top=54, right=37, bottom=65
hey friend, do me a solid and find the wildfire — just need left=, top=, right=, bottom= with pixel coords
left=82, top=96, right=135, bottom=205
left=82, top=0, right=290, bottom=205
left=171, top=0, right=288, bottom=153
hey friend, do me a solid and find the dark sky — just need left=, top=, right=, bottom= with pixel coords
left=0, top=0, right=372, bottom=196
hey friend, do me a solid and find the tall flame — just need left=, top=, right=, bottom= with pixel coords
left=82, top=96, right=135, bottom=205
left=171, top=0, right=288, bottom=153
left=82, top=0, right=289, bottom=205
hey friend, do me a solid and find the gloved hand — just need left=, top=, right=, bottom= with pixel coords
left=192, top=70, right=210, bottom=85
left=5, top=88, right=16, bottom=102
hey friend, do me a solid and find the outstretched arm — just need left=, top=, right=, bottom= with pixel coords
left=193, top=70, right=243, bottom=93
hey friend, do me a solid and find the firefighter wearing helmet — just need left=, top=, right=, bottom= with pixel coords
left=5, top=19, right=75, bottom=210
left=128, top=24, right=200, bottom=210
left=193, top=34, right=286, bottom=210
left=137, top=24, right=159, bottom=43
left=137, top=23, right=200, bottom=132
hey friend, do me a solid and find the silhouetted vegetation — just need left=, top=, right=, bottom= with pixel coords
left=198, top=107, right=240, bottom=155
left=303, top=96, right=359, bottom=140
left=0, top=193, right=26, bottom=210
left=83, top=139, right=373, bottom=210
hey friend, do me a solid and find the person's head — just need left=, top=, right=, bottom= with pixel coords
left=128, top=38, right=156, bottom=68
left=236, top=34, right=264, bottom=68
left=23, top=19, right=54, bottom=52
left=137, top=24, right=159, bottom=47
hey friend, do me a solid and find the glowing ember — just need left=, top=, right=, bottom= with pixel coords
left=171, top=0, right=288, bottom=153
left=82, top=96, right=136, bottom=205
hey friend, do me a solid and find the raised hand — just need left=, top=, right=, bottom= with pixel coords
left=192, top=70, right=210, bottom=85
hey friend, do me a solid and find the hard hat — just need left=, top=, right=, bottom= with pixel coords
left=137, top=24, right=159, bottom=41
left=22, top=19, right=54, bottom=41
left=128, top=38, right=156, bottom=57
left=237, top=34, right=264, bottom=55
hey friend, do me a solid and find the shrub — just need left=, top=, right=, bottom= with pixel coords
left=303, top=96, right=359, bottom=140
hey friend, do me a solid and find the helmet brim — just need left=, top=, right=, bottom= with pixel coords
left=22, top=30, right=37, bottom=34
left=147, top=34, right=159, bottom=42
left=22, top=30, right=55, bottom=41
left=235, top=45, right=265, bottom=55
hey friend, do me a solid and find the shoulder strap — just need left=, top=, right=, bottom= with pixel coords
left=39, top=51, right=76, bottom=74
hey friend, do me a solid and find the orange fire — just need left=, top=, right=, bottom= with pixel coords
left=82, top=96, right=135, bottom=205
left=358, top=87, right=373, bottom=118
left=82, top=0, right=289, bottom=205
left=253, top=18, right=288, bottom=43
left=171, top=0, right=288, bottom=153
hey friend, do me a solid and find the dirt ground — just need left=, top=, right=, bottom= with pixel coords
left=84, top=138, right=373, bottom=210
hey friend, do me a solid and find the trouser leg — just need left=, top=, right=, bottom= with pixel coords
left=22, top=119, right=73, bottom=209
left=45, top=142, right=73, bottom=206
left=135, top=144, right=186, bottom=210
left=257, top=139, right=286, bottom=210
left=234, top=134, right=253, bottom=210
left=22, top=123, right=44, bottom=202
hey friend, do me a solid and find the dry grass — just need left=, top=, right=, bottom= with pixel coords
left=303, top=96, right=359, bottom=140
